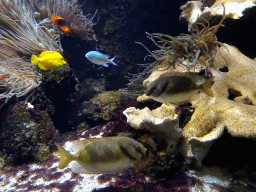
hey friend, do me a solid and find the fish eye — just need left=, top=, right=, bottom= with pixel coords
left=135, top=146, right=141, bottom=152
left=151, top=86, right=157, bottom=91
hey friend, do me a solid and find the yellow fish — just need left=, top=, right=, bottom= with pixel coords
left=56, top=136, right=147, bottom=174
left=31, top=51, right=66, bottom=71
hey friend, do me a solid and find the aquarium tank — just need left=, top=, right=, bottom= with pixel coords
left=1, top=0, right=256, bottom=191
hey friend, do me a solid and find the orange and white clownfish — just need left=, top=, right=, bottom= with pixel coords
left=50, top=14, right=71, bottom=35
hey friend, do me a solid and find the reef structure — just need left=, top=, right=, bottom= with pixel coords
left=0, top=0, right=95, bottom=171
left=1, top=0, right=256, bottom=191
left=181, top=44, right=256, bottom=163
left=0, top=124, right=232, bottom=191
left=180, top=0, right=256, bottom=31
left=133, top=45, right=256, bottom=165
left=124, top=0, right=256, bottom=168
left=123, top=104, right=182, bottom=153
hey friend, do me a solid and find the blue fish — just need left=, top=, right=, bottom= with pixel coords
left=85, top=51, right=118, bottom=67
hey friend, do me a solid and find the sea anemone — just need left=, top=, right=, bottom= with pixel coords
left=0, top=0, right=95, bottom=103
left=0, top=57, right=41, bottom=102
left=30, top=0, right=96, bottom=39
left=0, top=0, right=60, bottom=103
left=136, top=4, right=226, bottom=74
left=0, top=0, right=62, bottom=56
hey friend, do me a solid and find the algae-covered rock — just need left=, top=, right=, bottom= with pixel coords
left=0, top=102, right=58, bottom=166
left=91, top=91, right=122, bottom=121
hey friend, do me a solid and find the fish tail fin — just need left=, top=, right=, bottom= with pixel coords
left=110, top=57, right=118, bottom=66
left=201, top=77, right=215, bottom=97
left=55, top=143, right=73, bottom=170
left=31, top=54, right=39, bottom=63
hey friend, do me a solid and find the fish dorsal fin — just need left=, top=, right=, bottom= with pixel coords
left=159, top=71, right=195, bottom=78
left=90, top=51, right=109, bottom=58
left=70, top=139, right=91, bottom=154
left=100, top=52, right=110, bottom=58
left=159, top=72, right=212, bottom=87
left=39, top=51, right=55, bottom=56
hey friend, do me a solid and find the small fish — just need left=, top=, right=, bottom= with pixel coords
left=85, top=51, right=118, bottom=67
left=50, top=14, right=71, bottom=34
left=31, top=51, right=66, bottom=71
left=145, top=73, right=214, bottom=105
left=56, top=136, right=147, bottom=174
